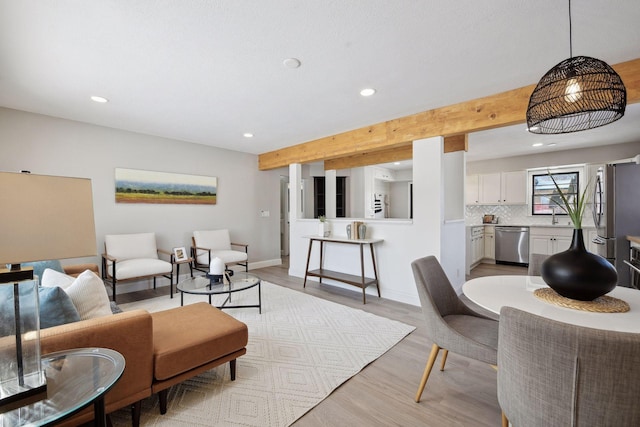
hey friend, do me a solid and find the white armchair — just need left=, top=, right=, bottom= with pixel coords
left=101, top=232, right=173, bottom=302
left=191, top=230, right=248, bottom=274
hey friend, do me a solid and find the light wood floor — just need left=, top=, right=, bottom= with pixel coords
left=119, top=261, right=527, bottom=426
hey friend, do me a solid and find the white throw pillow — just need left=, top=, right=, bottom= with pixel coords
left=63, top=270, right=113, bottom=320
left=41, top=268, right=75, bottom=289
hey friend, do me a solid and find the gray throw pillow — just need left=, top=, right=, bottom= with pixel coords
left=0, top=284, right=80, bottom=336
left=38, top=286, right=81, bottom=328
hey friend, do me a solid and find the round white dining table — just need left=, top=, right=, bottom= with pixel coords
left=463, top=275, right=640, bottom=333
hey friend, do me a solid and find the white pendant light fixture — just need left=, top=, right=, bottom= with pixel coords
left=526, top=0, right=626, bottom=134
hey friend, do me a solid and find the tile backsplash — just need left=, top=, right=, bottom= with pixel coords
left=465, top=204, right=595, bottom=228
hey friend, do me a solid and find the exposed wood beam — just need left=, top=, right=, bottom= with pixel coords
left=443, top=134, right=468, bottom=153
left=259, top=57, right=640, bottom=170
left=324, top=143, right=413, bottom=170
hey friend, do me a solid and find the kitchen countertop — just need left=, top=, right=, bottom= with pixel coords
left=628, top=236, right=640, bottom=247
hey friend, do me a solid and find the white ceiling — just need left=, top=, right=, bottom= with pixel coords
left=0, top=1, right=638, bottom=160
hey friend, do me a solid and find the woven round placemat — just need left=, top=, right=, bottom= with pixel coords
left=533, top=288, right=630, bottom=313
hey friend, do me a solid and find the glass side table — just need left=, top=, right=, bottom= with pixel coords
left=0, top=347, right=125, bottom=427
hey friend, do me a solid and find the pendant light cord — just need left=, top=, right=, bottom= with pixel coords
left=568, top=0, right=573, bottom=58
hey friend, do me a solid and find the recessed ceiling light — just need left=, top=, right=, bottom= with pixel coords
left=393, top=162, right=401, bottom=165
left=548, top=143, right=557, bottom=146
left=532, top=142, right=543, bottom=147
left=243, top=133, right=254, bottom=138
left=360, top=88, right=376, bottom=97
left=283, top=58, right=301, bottom=69
left=90, top=96, right=108, bottom=103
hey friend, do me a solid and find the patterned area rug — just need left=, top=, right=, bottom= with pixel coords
left=112, top=281, right=415, bottom=426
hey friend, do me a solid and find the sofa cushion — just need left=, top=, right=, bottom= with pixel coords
left=151, top=302, right=248, bottom=381
left=105, top=232, right=159, bottom=261
left=193, top=230, right=247, bottom=266
left=42, top=268, right=112, bottom=320
left=0, top=284, right=80, bottom=335
left=109, top=258, right=172, bottom=280
left=208, top=249, right=248, bottom=265
left=194, top=230, right=232, bottom=251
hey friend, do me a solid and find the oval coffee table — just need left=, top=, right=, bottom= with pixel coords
left=176, top=271, right=261, bottom=313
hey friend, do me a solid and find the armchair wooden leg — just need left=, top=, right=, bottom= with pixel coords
left=439, top=349, right=449, bottom=371
left=415, top=343, right=440, bottom=403
left=501, top=411, right=509, bottom=427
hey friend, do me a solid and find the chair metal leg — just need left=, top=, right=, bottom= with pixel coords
left=440, top=349, right=449, bottom=371
left=131, top=401, right=142, bottom=427
left=415, top=343, right=440, bottom=403
left=158, top=389, right=168, bottom=415
left=230, top=359, right=237, bottom=381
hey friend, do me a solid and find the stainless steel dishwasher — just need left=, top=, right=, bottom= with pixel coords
left=495, top=226, right=530, bottom=266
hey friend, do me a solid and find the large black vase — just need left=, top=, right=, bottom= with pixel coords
left=541, top=229, right=618, bottom=301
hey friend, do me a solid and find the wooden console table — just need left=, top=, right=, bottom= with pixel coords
left=303, top=236, right=383, bottom=304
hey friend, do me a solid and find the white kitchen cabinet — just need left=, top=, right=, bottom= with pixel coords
left=466, top=174, right=480, bottom=205
left=373, top=167, right=395, bottom=181
left=467, top=171, right=527, bottom=205
left=479, top=173, right=502, bottom=204
left=529, top=227, right=573, bottom=256
left=470, top=226, right=485, bottom=264
left=484, top=226, right=495, bottom=260
left=500, top=171, right=527, bottom=204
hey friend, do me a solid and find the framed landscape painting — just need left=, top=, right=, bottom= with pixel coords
left=115, top=168, right=217, bottom=205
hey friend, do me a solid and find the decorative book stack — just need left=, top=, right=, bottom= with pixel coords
left=347, top=221, right=366, bottom=240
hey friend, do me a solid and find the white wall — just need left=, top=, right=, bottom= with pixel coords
left=467, top=142, right=640, bottom=175
left=288, top=137, right=446, bottom=306
left=389, top=181, right=410, bottom=219
left=0, top=107, right=282, bottom=293
left=441, top=150, right=466, bottom=291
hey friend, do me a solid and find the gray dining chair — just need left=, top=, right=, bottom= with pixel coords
left=498, top=306, right=640, bottom=427
left=527, top=253, right=549, bottom=276
left=411, top=256, right=499, bottom=402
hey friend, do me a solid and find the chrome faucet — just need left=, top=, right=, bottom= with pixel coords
left=551, top=206, right=559, bottom=225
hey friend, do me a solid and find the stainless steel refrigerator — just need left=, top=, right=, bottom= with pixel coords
left=592, top=161, right=640, bottom=288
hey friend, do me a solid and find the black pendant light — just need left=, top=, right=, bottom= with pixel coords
left=526, top=0, right=626, bottom=134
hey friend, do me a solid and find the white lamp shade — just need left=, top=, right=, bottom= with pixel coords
left=209, top=257, right=225, bottom=275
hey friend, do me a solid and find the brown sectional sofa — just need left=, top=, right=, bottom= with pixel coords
left=39, top=302, right=248, bottom=426
left=151, top=303, right=248, bottom=414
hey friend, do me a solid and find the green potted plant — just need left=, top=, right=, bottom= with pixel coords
left=547, top=172, right=588, bottom=229
left=541, top=172, right=617, bottom=301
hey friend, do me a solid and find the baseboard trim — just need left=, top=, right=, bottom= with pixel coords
left=111, top=258, right=283, bottom=296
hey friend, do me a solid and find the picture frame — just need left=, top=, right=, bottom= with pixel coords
left=115, top=168, right=217, bottom=205
left=173, top=247, right=188, bottom=262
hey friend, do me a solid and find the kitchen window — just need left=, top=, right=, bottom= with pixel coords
left=531, top=171, right=580, bottom=215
